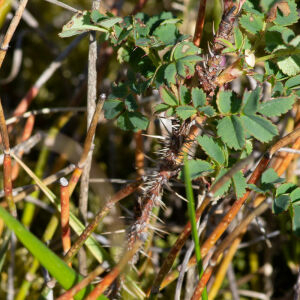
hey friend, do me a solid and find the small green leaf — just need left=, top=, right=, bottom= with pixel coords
left=90, top=10, right=106, bottom=23
left=242, top=87, right=261, bottom=115
left=173, top=41, right=200, bottom=60
left=217, top=91, right=241, bottom=114
left=164, top=63, right=177, bottom=84
left=276, top=183, right=298, bottom=196
left=159, top=86, right=178, bottom=106
left=166, top=106, right=175, bottom=117
left=285, top=75, right=300, bottom=89
left=248, top=183, right=268, bottom=194
left=192, top=87, right=206, bottom=108
left=213, top=169, right=232, bottom=198
left=176, top=60, right=196, bottom=78
left=179, top=159, right=213, bottom=180
left=240, top=140, right=253, bottom=159
left=153, top=24, right=178, bottom=45
left=241, top=114, right=278, bottom=143
left=273, top=194, right=290, bottom=214
left=117, top=111, right=149, bottom=131
left=292, top=205, right=300, bottom=236
left=261, top=168, right=282, bottom=184
left=240, top=13, right=264, bottom=34
left=217, top=116, right=245, bottom=150
left=258, top=95, right=296, bottom=117
left=277, top=52, right=300, bottom=76
left=103, top=100, right=124, bottom=119
left=232, top=171, right=247, bottom=198
left=124, top=94, right=138, bottom=111
left=197, top=136, right=225, bottom=165
left=198, top=106, right=216, bottom=117
left=234, top=27, right=243, bottom=49
left=176, top=106, right=197, bottom=120
left=97, top=17, right=123, bottom=28
left=273, top=0, right=299, bottom=26
left=59, top=11, right=108, bottom=38
left=290, top=187, right=300, bottom=204
left=154, top=103, right=170, bottom=113
left=179, top=85, right=191, bottom=104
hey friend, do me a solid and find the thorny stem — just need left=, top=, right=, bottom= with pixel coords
left=0, top=0, right=29, bottom=68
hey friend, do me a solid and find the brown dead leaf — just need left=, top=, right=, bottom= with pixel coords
left=267, top=1, right=290, bottom=22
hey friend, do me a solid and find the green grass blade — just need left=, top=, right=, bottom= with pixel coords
left=0, top=206, right=108, bottom=300
left=183, top=155, right=208, bottom=300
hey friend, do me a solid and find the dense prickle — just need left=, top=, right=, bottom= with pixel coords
left=196, top=5, right=239, bottom=94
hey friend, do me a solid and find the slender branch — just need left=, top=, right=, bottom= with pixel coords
left=60, top=178, right=71, bottom=263
left=68, top=95, right=105, bottom=196
left=193, top=0, right=207, bottom=47
left=256, top=48, right=300, bottom=63
left=43, top=0, right=80, bottom=13
left=0, top=0, right=29, bottom=68
left=0, top=100, right=17, bottom=217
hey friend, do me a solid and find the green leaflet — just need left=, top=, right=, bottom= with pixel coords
left=117, top=111, right=149, bottom=131
left=241, top=114, right=278, bottom=143
left=159, top=86, right=178, bottom=106
left=285, top=75, right=300, bottom=89
left=103, top=100, right=124, bottom=119
left=212, top=169, right=232, bottom=198
left=197, top=136, right=225, bottom=165
left=179, top=159, right=213, bottom=180
left=242, top=87, right=261, bottom=115
left=240, top=13, right=264, bottom=35
left=258, top=95, right=296, bottom=117
left=59, top=11, right=109, bottom=38
left=273, top=194, right=290, bottom=214
left=217, top=91, right=241, bottom=114
left=232, top=171, right=247, bottom=198
left=175, top=106, right=197, bottom=120
left=191, top=87, right=206, bottom=108
left=217, top=116, right=245, bottom=150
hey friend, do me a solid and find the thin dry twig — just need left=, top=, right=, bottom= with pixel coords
left=0, top=0, right=29, bottom=68
left=43, top=0, right=80, bottom=13
left=64, top=180, right=141, bottom=263
left=56, top=265, right=105, bottom=300
left=84, top=241, right=142, bottom=300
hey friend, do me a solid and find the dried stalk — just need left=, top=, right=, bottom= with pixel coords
left=0, top=100, right=17, bottom=218
left=60, top=178, right=71, bottom=259
left=0, top=0, right=29, bottom=68
left=68, top=94, right=105, bottom=196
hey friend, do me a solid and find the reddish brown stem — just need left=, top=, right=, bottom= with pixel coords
left=11, top=115, right=35, bottom=180
left=132, top=0, right=148, bottom=14
left=193, top=0, right=207, bottom=47
left=60, top=178, right=71, bottom=261
left=135, top=130, right=145, bottom=176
